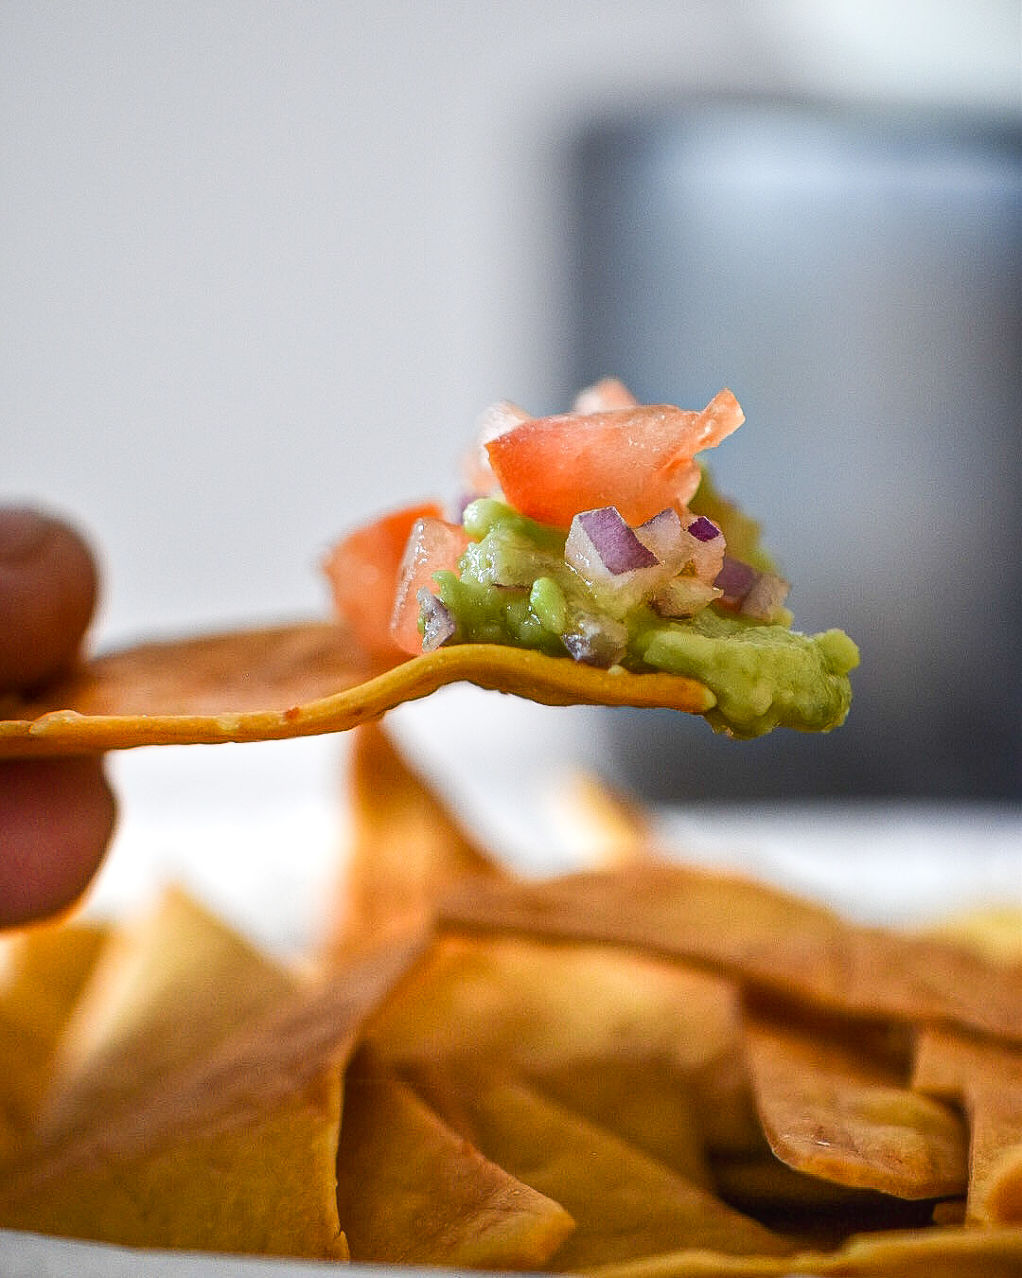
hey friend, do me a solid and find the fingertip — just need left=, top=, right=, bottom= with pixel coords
left=0, top=757, right=116, bottom=928
left=0, top=508, right=100, bottom=693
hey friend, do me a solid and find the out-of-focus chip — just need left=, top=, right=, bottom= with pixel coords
left=921, top=904, right=1022, bottom=967
left=743, top=1013, right=968, bottom=1200
left=913, top=1026, right=1022, bottom=1224
left=0, top=938, right=420, bottom=1257
left=0, top=624, right=714, bottom=757
left=366, top=931, right=759, bottom=1158
left=577, top=1224, right=1022, bottom=1277
left=546, top=769, right=659, bottom=868
left=439, top=863, right=1022, bottom=1043
left=414, top=1071, right=794, bottom=1269
left=41, top=884, right=300, bottom=1139
left=329, top=721, right=504, bottom=957
left=0, top=918, right=109, bottom=1147
left=335, top=1047, right=575, bottom=1267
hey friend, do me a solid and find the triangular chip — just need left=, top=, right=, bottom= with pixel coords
left=743, top=1013, right=968, bottom=1200
left=0, top=918, right=109, bottom=1147
left=912, top=1026, right=1022, bottom=1223
left=335, top=1048, right=575, bottom=1267
left=547, top=770, right=660, bottom=868
left=328, top=721, right=505, bottom=957
left=0, top=623, right=714, bottom=757
left=41, top=884, right=300, bottom=1139
left=578, top=1225, right=1022, bottom=1278
left=416, top=1072, right=793, bottom=1268
left=0, top=937, right=421, bottom=1257
left=921, top=904, right=1022, bottom=966
left=439, top=863, right=1022, bottom=1043
left=366, top=931, right=758, bottom=1159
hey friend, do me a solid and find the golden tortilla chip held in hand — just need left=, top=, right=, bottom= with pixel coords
left=0, top=621, right=714, bottom=757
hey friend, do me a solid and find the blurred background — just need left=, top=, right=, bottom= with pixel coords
left=3, top=2, right=1019, bottom=826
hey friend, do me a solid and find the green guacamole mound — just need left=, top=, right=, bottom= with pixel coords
left=431, top=494, right=859, bottom=739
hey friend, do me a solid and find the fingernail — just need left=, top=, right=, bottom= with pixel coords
left=0, top=508, right=51, bottom=562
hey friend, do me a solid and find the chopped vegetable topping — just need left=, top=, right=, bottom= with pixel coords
left=325, top=380, right=859, bottom=736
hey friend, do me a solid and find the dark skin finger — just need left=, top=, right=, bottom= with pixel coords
left=0, top=508, right=117, bottom=928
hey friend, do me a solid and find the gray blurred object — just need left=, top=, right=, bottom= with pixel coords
left=570, top=98, right=1020, bottom=799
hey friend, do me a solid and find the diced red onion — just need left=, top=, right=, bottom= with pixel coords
left=565, top=506, right=672, bottom=614
left=652, top=577, right=722, bottom=619
left=741, top=571, right=790, bottom=621
left=417, top=588, right=457, bottom=651
left=562, top=614, right=629, bottom=667
left=573, top=507, right=658, bottom=574
left=714, top=557, right=790, bottom=621
left=634, top=507, right=684, bottom=565
left=687, top=515, right=721, bottom=543
left=714, top=556, right=758, bottom=601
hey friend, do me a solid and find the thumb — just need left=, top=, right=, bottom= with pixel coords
left=0, top=508, right=116, bottom=927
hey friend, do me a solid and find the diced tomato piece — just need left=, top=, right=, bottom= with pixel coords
left=390, top=516, right=470, bottom=655
left=485, top=389, right=744, bottom=528
left=323, top=502, right=442, bottom=663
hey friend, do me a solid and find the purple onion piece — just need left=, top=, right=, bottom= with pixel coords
left=714, top=556, right=758, bottom=602
left=417, top=588, right=457, bottom=651
left=562, top=614, right=628, bottom=667
left=573, top=507, right=658, bottom=575
left=687, top=515, right=722, bottom=543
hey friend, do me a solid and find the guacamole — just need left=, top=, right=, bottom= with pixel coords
left=430, top=495, right=858, bottom=740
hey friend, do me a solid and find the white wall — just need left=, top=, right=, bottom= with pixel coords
left=3, top=0, right=1019, bottom=645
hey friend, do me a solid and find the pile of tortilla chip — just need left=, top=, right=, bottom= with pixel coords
left=0, top=724, right=1019, bottom=1275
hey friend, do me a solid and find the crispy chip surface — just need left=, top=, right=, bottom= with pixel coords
left=0, top=624, right=714, bottom=755
left=0, top=920, right=109, bottom=1147
left=913, top=1026, right=1022, bottom=1224
left=329, top=722, right=504, bottom=956
left=744, top=1015, right=968, bottom=1200
left=0, top=938, right=422, bottom=1256
left=421, top=1073, right=794, bottom=1268
left=336, top=1049, right=575, bottom=1268
left=367, top=931, right=758, bottom=1158
left=439, top=863, right=1022, bottom=1043
left=41, top=885, right=300, bottom=1139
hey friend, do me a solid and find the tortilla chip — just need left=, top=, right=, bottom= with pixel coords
left=912, top=1026, right=1022, bottom=1223
left=335, top=1048, right=575, bottom=1267
left=547, top=770, right=660, bottom=868
left=439, top=863, right=1022, bottom=1044
left=0, top=918, right=109, bottom=1142
left=0, top=623, right=714, bottom=756
left=366, top=931, right=758, bottom=1158
left=579, top=1225, right=1022, bottom=1277
left=328, top=721, right=505, bottom=957
left=418, top=1072, right=793, bottom=1269
left=41, top=884, right=300, bottom=1139
left=526, top=1053, right=711, bottom=1188
left=743, top=1014, right=968, bottom=1199
left=0, top=937, right=421, bottom=1257
left=921, top=904, right=1022, bottom=967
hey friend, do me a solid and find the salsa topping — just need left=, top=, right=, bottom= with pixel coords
left=323, top=380, right=859, bottom=737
